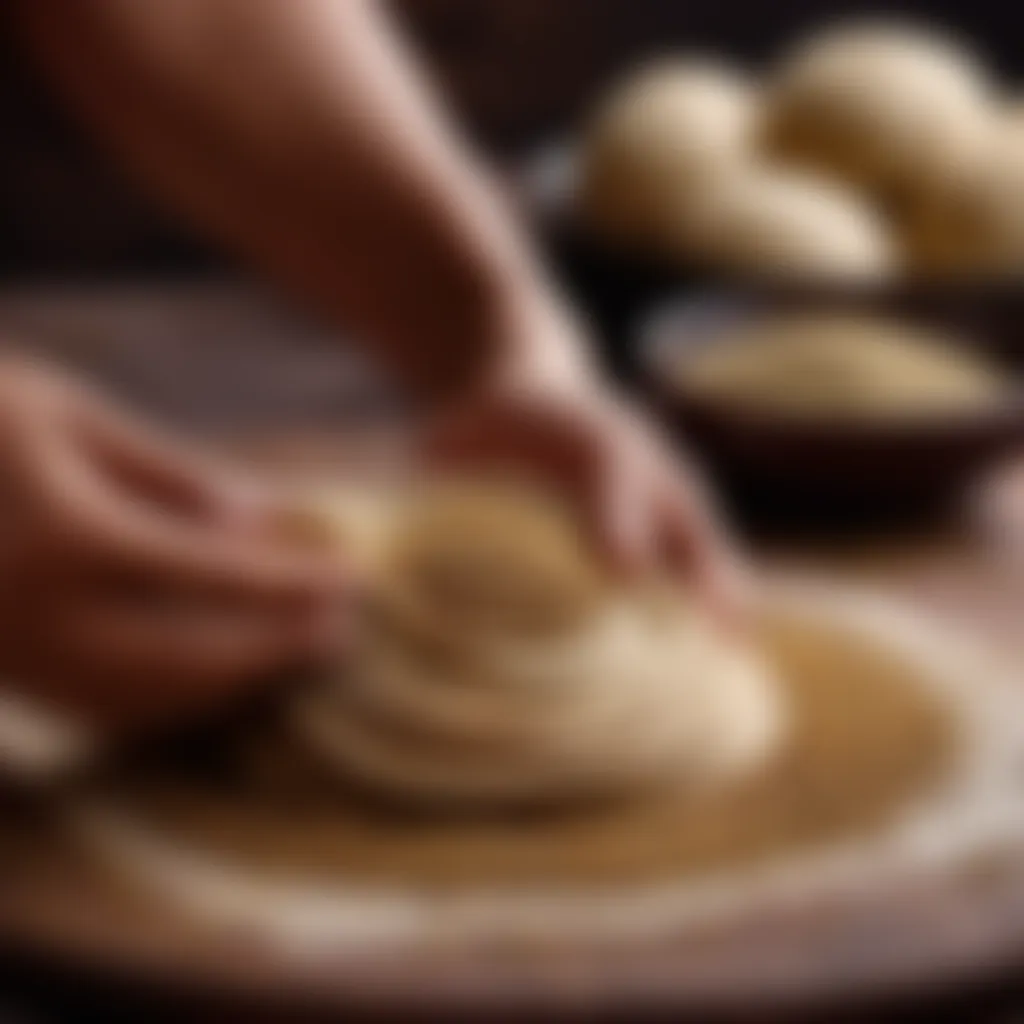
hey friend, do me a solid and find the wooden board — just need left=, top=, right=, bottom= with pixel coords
left=2, top=284, right=1024, bottom=1020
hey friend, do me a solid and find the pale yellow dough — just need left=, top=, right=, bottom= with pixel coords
left=762, top=22, right=995, bottom=203
left=579, top=60, right=757, bottom=249
left=284, top=484, right=784, bottom=811
left=662, top=167, right=895, bottom=281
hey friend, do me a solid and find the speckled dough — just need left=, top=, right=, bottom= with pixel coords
left=285, top=484, right=785, bottom=810
left=673, top=313, right=1007, bottom=419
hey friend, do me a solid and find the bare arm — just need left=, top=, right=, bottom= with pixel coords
left=15, top=0, right=580, bottom=399
left=15, top=0, right=744, bottom=608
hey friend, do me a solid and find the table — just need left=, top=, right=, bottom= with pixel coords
left=2, top=282, right=1024, bottom=1021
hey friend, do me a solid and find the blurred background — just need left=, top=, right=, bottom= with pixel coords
left=1, top=0, right=1021, bottom=281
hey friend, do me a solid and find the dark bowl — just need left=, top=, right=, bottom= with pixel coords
left=639, top=293, right=1024, bottom=533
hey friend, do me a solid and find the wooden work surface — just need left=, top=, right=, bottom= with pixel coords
left=2, top=283, right=1024, bottom=1021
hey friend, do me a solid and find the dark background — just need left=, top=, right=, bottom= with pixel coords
left=0, top=0, right=1021, bottom=280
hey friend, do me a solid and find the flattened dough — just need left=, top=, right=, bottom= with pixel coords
left=284, top=483, right=785, bottom=811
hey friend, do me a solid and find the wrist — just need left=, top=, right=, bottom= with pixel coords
left=452, top=279, right=602, bottom=407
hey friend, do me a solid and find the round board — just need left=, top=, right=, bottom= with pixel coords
left=2, top=581, right=1024, bottom=1019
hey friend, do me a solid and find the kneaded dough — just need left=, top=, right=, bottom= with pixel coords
left=285, top=483, right=784, bottom=811
left=662, top=167, right=895, bottom=281
left=900, top=136, right=1024, bottom=278
left=673, top=314, right=1006, bottom=419
left=762, top=22, right=995, bottom=204
left=578, top=60, right=757, bottom=249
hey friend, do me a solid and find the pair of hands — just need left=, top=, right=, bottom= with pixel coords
left=0, top=353, right=744, bottom=732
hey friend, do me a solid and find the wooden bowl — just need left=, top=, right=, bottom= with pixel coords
left=640, top=292, right=1024, bottom=532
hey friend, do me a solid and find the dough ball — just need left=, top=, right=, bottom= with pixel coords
left=663, top=167, right=895, bottom=281
left=900, top=136, right=1024, bottom=278
left=673, top=313, right=1006, bottom=419
left=762, top=22, right=995, bottom=205
left=1013, top=99, right=1024, bottom=137
left=289, top=483, right=785, bottom=811
left=578, top=60, right=757, bottom=249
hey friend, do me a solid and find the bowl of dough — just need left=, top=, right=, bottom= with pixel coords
left=644, top=295, right=1024, bottom=527
left=530, top=19, right=1024, bottom=365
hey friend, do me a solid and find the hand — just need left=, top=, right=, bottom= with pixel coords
left=0, top=357, right=346, bottom=731
left=426, top=347, right=749, bottom=619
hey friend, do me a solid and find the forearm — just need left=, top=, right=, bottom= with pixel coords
left=16, top=0, right=584, bottom=399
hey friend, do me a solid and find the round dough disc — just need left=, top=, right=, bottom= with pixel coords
left=288, top=483, right=786, bottom=811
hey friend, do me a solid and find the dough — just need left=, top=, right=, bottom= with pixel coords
left=761, top=23, right=995, bottom=205
left=900, top=136, right=1024, bottom=278
left=285, top=483, right=784, bottom=811
left=70, top=582, right=986, bottom=948
left=578, top=60, right=757, bottom=249
left=662, top=167, right=895, bottom=281
left=673, top=314, right=1006, bottom=419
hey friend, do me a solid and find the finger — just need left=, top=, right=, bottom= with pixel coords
left=426, top=398, right=600, bottom=484
left=581, top=455, right=659, bottom=576
left=76, top=397, right=263, bottom=524
left=113, top=514, right=350, bottom=602
left=659, top=485, right=753, bottom=625
left=45, top=445, right=347, bottom=601
left=51, top=599, right=344, bottom=729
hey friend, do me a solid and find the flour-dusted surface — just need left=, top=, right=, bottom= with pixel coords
left=63, top=582, right=1024, bottom=956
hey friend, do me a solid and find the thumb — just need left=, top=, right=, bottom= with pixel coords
left=82, top=400, right=266, bottom=526
left=584, top=459, right=655, bottom=577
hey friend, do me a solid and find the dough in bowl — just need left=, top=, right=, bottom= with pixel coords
left=578, top=60, right=757, bottom=249
left=283, top=483, right=785, bottom=812
left=672, top=314, right=1007, bottom=420
left=761, top=22, right=995, bottom=206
